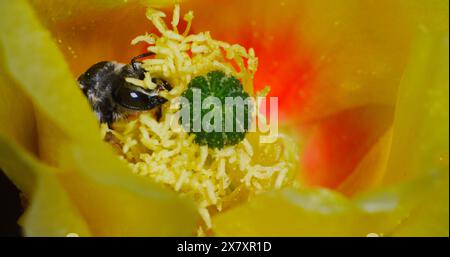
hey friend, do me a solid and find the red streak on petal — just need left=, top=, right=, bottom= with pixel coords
left=213, top=26, right=317, bottom=120
left=301, top=105, right=393, bottom=188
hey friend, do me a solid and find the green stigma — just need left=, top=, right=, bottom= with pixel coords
left=181, top=70, right=253, bottom=149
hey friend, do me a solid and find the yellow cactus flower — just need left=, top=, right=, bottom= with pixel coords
left=0, top=0, right=448, bottom=237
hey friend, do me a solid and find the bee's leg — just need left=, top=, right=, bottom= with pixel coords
left=148, top=95, right=168, bottom=109
left=131, top=52, right=156, bottom=71
left=95, top=104, right=115, bottom=129
left=155, top=106, right=163, bottom=122
left=153, top=78, right=173, bottom=91
left=104, top=117, right=114, bottom=129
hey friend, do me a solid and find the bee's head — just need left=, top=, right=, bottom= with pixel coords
left=112, top=82, right=168, bottom=111
left=77, top=52, right=172, bottom=125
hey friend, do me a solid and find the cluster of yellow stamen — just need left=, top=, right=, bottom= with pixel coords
left=101, top=5, right=298, bottom=233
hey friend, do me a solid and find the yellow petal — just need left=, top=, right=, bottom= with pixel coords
left=381, top=29, right=449, bottom=185
left=213, top=170, right=446, bottom=236
left=338, top=28, right=449, bottom=193
left=29, top=0, right=181, bottom=23
left=390, top=172, right=448, bottom=236
left=337, top=128, right=393, bottom=196
left=0, top=135, right=91, bottom=236
left=0, top=53, right=37, bottom=156
left=0, top=0, right=99, bottom=144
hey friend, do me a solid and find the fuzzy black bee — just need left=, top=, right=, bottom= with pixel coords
left=78, top=52, right=172, bottom=126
